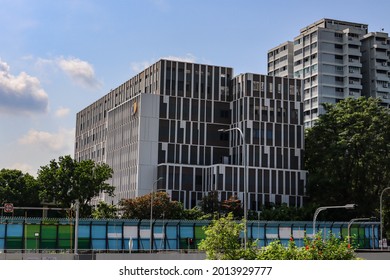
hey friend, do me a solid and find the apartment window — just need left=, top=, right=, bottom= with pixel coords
left=335, top=66, right=344, bottom=72
left=294, top=49, right=303, bottom=56
left=269, top=82, right=273, bottom=93
left=294, top=39, right=301, bottom=45
left=348, top=44, right=359, bottom=49
left=335, top=55, right=343, bottom=60
left=334, top=33, right=343, bottom=38
left=349, top=66, right=360, bottom=73
left=253, top=81, right=260, bottom=91
left=336, top=87, right=344, bottom=93
left=335, top=44, right=343, bottom=49
left=335, top=76, right=344, bottom=82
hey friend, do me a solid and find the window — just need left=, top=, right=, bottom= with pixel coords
left=335, top=44, right=343, bottom=49
left=294, top=39, right=301, bottom=45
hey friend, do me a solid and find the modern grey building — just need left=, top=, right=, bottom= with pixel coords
left=75, top=59, right=306, bottom=210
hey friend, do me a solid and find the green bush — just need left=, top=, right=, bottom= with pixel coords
left=256, top=233, right=357, bottom=260
left=199, top=214, right=358, bottom=260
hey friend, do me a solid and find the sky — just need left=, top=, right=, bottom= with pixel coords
left=1, top=0, right=390, bottom=176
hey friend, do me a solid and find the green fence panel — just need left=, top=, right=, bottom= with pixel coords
left=6, top=237, right=23, bottom=250
left=78, top=238, right=90, bottom=250
left=58, top=224, right=74, bottom=249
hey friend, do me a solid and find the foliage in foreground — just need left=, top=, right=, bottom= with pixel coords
left=256, top=234, right=356, bottom=260
left=199, top=214, right=358, bottom=260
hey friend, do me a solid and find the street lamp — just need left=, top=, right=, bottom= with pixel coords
left=74, top=199, right=79, bottom=257
left=312, top=204, right=356, bottom=237
left=34, top=232, right=39, bottom=253
left=348, top=217, right=375, bottom=246
left=380, top=187, right=390, bottom=249
left=218, top=127, right=247, bottom=249
left=150, top=177, right=164, bottom=253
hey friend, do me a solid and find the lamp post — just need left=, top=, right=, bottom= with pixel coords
left=74, top=199, right=79, bottom=257
left=34, top=232, right=39, bottom=253
left=312, top=204, right=356, bottom=237
left=347, top=217, right=374, bottom=246
left=218, top=127, right=247, bottom=249
left=150, top=177, right=164, bottom=253
left=380, top=187, right=390, bottom=249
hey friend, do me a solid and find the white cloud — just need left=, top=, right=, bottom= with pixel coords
left=55, top=106, right=70, bottom=118
left=130, top=54, right=198, bottom=74
left=0, top=58, right=49, bottom=115
left=57, top=57, right=101, bottom=89
left=130, top=60, right=154, bottom=74
left=161, top=53, right=197, bottom=63
left=19, top=128, right=75, bottom=153
left=7, top=162, right=35, bottom=175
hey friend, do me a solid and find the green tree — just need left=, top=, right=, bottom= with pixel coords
left=0, top=169, right=41, bottom=207
left=92, top=201, right=118, bottom=219
left=305, top=97, right=390, bottom=220
left=198, top=213, right=256, bottom=260
left=200, top=191, right=220, bottom=214
left=37, top=155, right=114, bottom=217
left=120, top=192, right=184, bottom=219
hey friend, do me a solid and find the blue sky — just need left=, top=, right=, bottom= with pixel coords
left=1, top=0, right=390, bottom=176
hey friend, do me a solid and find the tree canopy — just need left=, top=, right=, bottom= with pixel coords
left=305, top=97, right=390, bottom=218
left=37, top=155, right=115, bottom=217
left=120, top=192, right=184, bottom=219
left=0, top=169, right=40, bottom=207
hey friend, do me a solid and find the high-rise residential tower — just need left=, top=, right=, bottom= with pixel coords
left=361, top=31, right=390, bottom=105
left=268, top=18, right=373, bottom=127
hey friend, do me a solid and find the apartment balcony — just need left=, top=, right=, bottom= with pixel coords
left=346, top=48, right=361, bottom=57
left=347, top=69, right=362, bottom=79
left=348, top=58, right=362, bottom=68
left=376, top=61, right=389, bottom=71
left=376, top=84, right=390, bottom=93
left=374, top=49, right=389, bottom=60
left=348, top=90, right=361, bottom=98
left=344, top=34, right=361, bottom=44
left=348, top=82, right=363, bottom=90
left=376, top=72, right=390, bottom=81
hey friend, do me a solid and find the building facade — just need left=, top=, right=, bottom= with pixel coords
left=361, top=32, right=390, bottom=105
left=75, top=59, right=306, bottom=210
left=267, top=18, right=390, bottom=127
left=268, top=41, right=294, bottom=78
